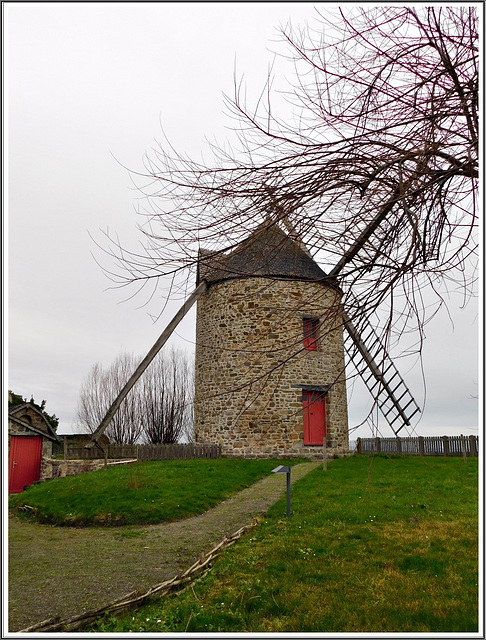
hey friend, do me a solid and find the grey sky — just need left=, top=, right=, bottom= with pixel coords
left=5, top=3, right=480, bottom=440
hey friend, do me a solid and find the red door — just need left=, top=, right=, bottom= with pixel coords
left=8, top=436, right=42, bottom=494
left=302, top=391, right=326, bottom=445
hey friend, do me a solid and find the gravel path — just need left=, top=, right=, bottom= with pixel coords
left=8, top=461, right=319, bottom=632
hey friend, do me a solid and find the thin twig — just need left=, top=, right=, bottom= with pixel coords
left=184, top=611, right=193, bottom=632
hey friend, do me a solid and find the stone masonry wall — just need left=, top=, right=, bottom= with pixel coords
left=40, top=458, right=137, bottom=481
left=40, top=458, right=106, bottom=481
left=194, top=277, right=349, bottom=458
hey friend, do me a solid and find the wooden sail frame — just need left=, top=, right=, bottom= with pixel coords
left=87, top=281, right=207, bottom=445
left=90, top=203, right=421, bottom=444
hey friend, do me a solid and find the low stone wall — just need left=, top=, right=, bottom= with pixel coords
left=40, top=458, right=136, bottom=481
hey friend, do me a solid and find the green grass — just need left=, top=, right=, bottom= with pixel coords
left=8, top=458, right=304, bottom=527
left=89, top=455, right=479, bottom=633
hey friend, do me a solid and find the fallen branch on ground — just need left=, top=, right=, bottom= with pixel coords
left=18, top=518, right=260, bottom=633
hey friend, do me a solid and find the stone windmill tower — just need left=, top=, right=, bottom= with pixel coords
left=193, top=221, right=349, bottom=458
left=90, top=217, right=420, bottom=456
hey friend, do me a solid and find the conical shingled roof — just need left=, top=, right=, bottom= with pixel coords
left=199, top=223, right=327, bottom=284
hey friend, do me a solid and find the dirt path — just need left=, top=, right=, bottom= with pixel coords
left=8, top=461, right=319, bottom=632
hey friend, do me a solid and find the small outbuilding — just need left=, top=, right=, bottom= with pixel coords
left=8, top=403, right=61, bottom=493
left=52, top=432, right=111, bottom=455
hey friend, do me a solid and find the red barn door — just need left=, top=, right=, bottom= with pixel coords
left=8, top=436, right=42, bottom=494
left=302, top=391, right=326, bottom=445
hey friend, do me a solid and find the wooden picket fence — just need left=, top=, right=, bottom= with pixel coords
left=356, top=435, right=479, bottom=457
left=63, top=443, right=221, bottom=461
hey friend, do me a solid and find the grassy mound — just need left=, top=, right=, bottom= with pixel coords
left=8, top=458, right=304, bottom=527
left=90, top=456, right=478, bottom=633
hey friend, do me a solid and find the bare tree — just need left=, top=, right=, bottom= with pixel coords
left=76, top=348, right=194, bottom=445
left=91, top=6, right=477, bottom=439
left=98, top=5, right=477, bottom=340
left=139, top=347, right=194, bottom=444
left=76, top=353, right=143, bottom=445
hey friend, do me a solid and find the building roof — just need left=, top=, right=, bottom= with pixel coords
left=58, top=433, right=111, bottom=444
left=8, top=404, right=61, bottom=442
left=198, top=222, right=329, bottom=285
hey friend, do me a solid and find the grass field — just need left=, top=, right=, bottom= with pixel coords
left=89, top=455, right=479, bottom=634
left=8, top=458, right=304, bottom=526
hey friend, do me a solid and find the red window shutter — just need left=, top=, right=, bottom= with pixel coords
left=303, top=318, right=319, bottom=351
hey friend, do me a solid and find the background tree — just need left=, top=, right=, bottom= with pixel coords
left=75, top=348, right=193, bottom=444
left=99, top=5, right=477, bottom=348
left=90, top=6, right=477, bottom=440
left=139, top=347, right=194, bottom=444
left=76, top=353, right=143, bottom=445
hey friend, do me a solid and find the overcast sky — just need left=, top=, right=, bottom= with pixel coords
left=5, top=3, right=480, bottom=441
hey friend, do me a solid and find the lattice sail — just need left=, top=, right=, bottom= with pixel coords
left=343, top=306, right=421, bottom=436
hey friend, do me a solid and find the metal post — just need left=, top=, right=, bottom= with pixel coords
left=286, top=469, right=291, bottom=518
left=272, top=465, right=291, bottom=518
left=323, top=437, right=327, bottom=470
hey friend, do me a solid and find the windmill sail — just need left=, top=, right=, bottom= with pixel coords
left=316, top=199, right=421, bottom=434
left=273, top=207, right=421, bottom=435
left=343, top=305, right=421, bottom=435
left=87, top=281, right=207, bottom=446
left=90, top=206, right=422, bottom=443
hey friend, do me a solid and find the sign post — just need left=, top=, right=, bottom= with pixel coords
left=272, top=465, right=291, bottom=517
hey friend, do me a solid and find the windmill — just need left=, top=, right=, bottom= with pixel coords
left=88, top=208, right=420, bottom=449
